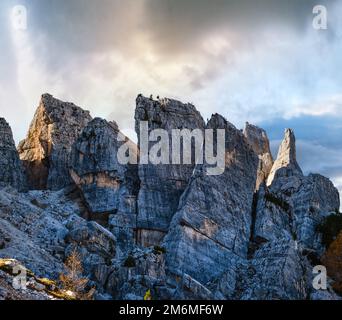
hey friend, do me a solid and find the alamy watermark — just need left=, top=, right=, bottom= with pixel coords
left=11, top=5, right=27, bottom=30
left=12, top=264, right=27, bottom=290
left=312, top=265, right=327, bottom=290
left=117, top=121, right=226, bottom=176
left=312, top=5, right=327, bottom=30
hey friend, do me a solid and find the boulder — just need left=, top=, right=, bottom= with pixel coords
left=65, top=217, right=116, bottom=275
left=100, top=247, right=168, bottom=300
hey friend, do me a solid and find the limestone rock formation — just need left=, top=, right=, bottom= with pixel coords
left=134, top=95, right=205, bottom=245
left=247, top=129, right=340, bottom=299
left=0, top=118, right=26, bottom=191
left=241, top=240, right=309, bottom=299
left=267, top=128, right=303, bottom=186
left=255, top=128, right=340, bottom=252
left=1, top=93, right=341, bottom=301
left=163, top=114, right=258, bottom=289
left=0, top=186, right=85, bottom=278
left=257, top=129, right=338, bottom=252
left=70, top=118, right=139, bottom=222
left=244, top=122, right=273, bottom=189
left=18, top=94, right=92, bottom=190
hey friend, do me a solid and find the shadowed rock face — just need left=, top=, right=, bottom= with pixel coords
left=267, top=128, right=303, bottom=186
left=70, top=118, right=139, bottom=228
left=244, top=122, right=273, bottom=190
left=164, top=114, right=258, bottom=286
left=134, top=95, right=206, bottom=244
left=18, top=94, right=92, bottom=191
left=0, top=118, right=26, bottom=191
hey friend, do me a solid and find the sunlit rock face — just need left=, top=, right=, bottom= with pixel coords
left=267, top=128, right=303, bottom=186
left=0, top=118, right=27, bottom=191
left=164, top=114, right=258, bottom=289
left=134, top=95, right=206, bottom=245
left=18, top=94, right=92, bottom=190
left=70, top=118, right=139, bottom=235
left=244, top=122, right=273, bottom=190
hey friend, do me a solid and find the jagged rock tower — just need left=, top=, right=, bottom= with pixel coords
left=134, top=95, right=206, bottom=246
left=18, top=94, right=92, bottom=190
left=266, top=128, right=302, bottom=186
left=244, top=122, right=273, bottom=189
left=163, top=114, right=259, bottom=297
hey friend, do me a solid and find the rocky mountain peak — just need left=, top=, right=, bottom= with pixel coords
left=0, top=118, right=27, bottom=191
left=0, top=93, right=341, bottom=301
left=244, top=122, right=273, bottom=189
left=135, top=94, right=205, bottom=131
left=164, top=113, right=259, bottom=288
left=18, top=94, right=92, bottom=190
left=134, top=95, right=205, bottom=246
left=266, top=128, right=303, bottom=186
left=244, top=122, right=271, bottom=156
left=206, top=113, right=229, bottom=128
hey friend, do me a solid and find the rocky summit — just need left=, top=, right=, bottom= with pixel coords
left=18, top=94, right=92, bottom=191
left=0, top=93, right=341, bottom=300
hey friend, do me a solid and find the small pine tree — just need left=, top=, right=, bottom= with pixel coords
left=144, top=289, right=152, bottom=300
left=59, top=249, right=95, bottom=300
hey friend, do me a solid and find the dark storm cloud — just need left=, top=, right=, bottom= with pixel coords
left=6, top=0, right=329, bottom=65
left=9, top=0, right=144, bottom=70
left=143, top=0, right=320, bottom=54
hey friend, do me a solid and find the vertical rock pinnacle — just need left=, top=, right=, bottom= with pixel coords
left=266, top=128, right=303, bottom=186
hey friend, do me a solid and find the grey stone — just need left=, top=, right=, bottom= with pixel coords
left=134, top=95, right=205, bottom=244
left=244, top=122, right=273, bottom=190
left=164, top=114, right=258, bottom=287
left=70, top=118, right=139, bottom=217
left=18, top=94, right=92, bottom=190
left=267, top=128, right=303, bottom=186
left=0, top=118, right=27, bottom=191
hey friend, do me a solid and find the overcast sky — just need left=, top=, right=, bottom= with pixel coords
left=0, top=0, right=341, bottom=205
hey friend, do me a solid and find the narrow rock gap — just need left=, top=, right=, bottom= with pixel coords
left=247, top=190, right=259, bottom=259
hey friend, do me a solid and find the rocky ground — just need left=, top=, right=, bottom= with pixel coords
left=0, top=93, right=341, bottom=300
